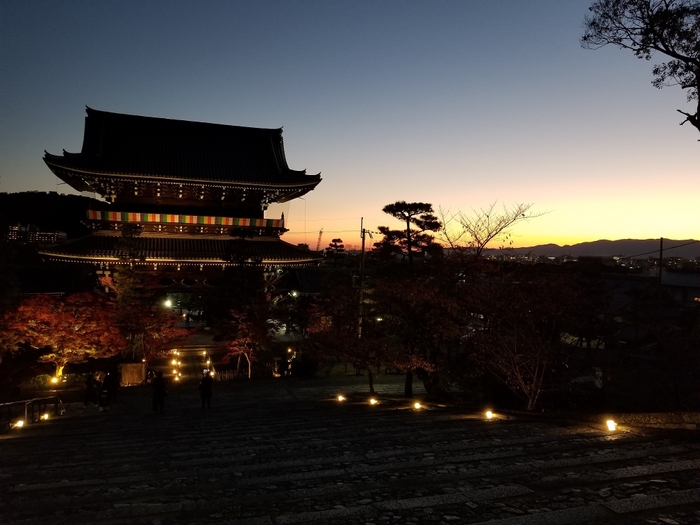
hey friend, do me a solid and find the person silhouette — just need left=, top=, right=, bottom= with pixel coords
left=84, top=373, right=99, bottom=407
left=152, top=371, right=167, bottom=414
left=199, top=371, right=213, bottom=409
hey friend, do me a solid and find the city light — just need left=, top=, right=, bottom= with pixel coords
left=606, top=419, right=617, bottom=431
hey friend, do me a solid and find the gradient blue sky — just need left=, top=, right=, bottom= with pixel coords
left=1, top=1, right=697, bottom=250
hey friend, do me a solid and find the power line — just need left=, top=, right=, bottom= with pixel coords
left=623, top=239, right=700, bottom=259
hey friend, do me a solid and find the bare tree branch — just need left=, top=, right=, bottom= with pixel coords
left=439, top=202, right=544, bottom=260
left=582, top=0, right=700, bottom=137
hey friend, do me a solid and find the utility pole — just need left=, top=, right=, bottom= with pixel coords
left=358, top=218, right=378, bottom=337
left=658, top=237, right=664, bottom=285
left=658, top=237, right=665, bottom=304
left=358, top=217, right=377, bottom=394
left=358, top=218, right=372, bottom=340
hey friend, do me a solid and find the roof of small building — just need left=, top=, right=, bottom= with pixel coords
left=44, top=107, right=321, bottom=190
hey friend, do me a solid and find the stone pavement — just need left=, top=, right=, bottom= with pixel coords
left=1, top=375, right=699, bottom=525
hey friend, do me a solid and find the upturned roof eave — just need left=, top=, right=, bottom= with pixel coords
left=43, top=156, right=321, bottom=189
left=36, top=251, right=322, bottom=265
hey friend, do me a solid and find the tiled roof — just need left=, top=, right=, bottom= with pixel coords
left=38, top=233, right=322, bottom=266
left=43, top=108, right=321, bottom=188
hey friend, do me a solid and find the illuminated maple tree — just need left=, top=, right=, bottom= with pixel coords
left=220, top=310, right=271, bottom=378
left=1, top=292, right=125, bottom=375
left=100, top=271, right=190, bottom=363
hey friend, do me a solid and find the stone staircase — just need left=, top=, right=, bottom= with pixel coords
left=1, top=376, right=700, bottom=525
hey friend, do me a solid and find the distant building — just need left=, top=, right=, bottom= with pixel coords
left=40, top=107, right=322, bottom=272
left=5, top=224, right=62, bottom=244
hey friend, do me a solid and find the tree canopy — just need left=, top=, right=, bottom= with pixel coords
left=100, top=271, right=189, bottom=363
left=582, top=0, right=700, bottom=136
left=1, top=293, right=125, bottom=375
left=375, top=201, right=442, bottom=264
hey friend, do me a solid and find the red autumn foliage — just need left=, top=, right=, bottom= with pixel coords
left=1, top=292, right=125, bottom=373
left=100, top=273, right=190, bottom=363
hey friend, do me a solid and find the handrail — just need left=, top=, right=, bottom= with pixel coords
left=0, top=395, right=65, bottom=431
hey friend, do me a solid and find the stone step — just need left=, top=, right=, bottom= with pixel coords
left=2, top=379, right=699, bottom=524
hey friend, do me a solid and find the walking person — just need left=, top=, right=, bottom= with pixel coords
left=199, top=371, right=213, bottom=409
left=84, top=372, right=99, bottom=407
left=152, top=371, right=167, bottom=414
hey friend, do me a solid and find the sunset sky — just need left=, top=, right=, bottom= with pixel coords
left=1, top=1, right=697, bottom=251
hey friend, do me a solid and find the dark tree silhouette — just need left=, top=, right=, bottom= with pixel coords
left=469, top=271, right=574, bottom=411
left=582, top=0, right=700, bottom=137
left=372, top=261, right=469, bottom=401
left=376, top=201, right=442, bottom=264
left=326, top=238, right=345, bottom=265
left=309, top=271, right=382, bottom=394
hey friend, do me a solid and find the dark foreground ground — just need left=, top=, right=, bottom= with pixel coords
left=1, top=375, right=699, bottom=525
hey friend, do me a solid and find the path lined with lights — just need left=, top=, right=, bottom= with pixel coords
left=163, top=348, right=215, bottom=384
left=1, top=377, right=699, bottom=525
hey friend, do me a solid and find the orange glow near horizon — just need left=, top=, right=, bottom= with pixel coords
left=275, top=194, right=700, bottom=252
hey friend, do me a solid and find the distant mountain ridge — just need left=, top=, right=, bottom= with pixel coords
left=504, top=239, right=700, bottom=259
